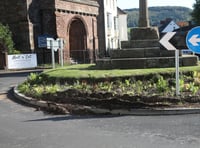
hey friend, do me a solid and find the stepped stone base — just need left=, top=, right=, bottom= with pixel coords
left=96, top=26, right=198, bottom=69
left=109, top=48, right=177, bottom=58
left=121, top=39, right=159, bottom=48
left=96, top=56, right=198, bottom=69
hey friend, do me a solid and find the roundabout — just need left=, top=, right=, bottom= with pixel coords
left=14, top=64, right=200, bottom=115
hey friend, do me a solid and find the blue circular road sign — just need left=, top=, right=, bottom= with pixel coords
left=186, top=26, right=200, bottom=54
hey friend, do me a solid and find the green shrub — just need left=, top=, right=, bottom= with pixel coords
left=27, top=73, right=43, bottom=85
left=0, top=23, right=15, bottom=54
left=156, top=76, right=169, bottom=93
left=18, top=82, right=31, bottom=94
left=45, top=84, right=61, bottom=94
left=31, top=85, right=44, bottom=99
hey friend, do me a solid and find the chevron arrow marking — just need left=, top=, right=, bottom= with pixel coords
left=159, top=32, right=177, bottom=50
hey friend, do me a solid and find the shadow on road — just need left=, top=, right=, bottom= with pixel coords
left=24, top=115, right=121, bottom=122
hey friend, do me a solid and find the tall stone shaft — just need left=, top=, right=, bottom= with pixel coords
left=139, top=0, right=150, bottom=27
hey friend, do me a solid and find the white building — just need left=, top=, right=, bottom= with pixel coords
left=104, top=0, right=119, bottom=51
left=97, top=0, right=128, bottom=57
left=118, top=7, right=128, bottom=42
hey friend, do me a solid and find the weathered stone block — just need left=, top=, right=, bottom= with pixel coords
left=111, top=58, right=146, bottom=69
left=146, top=58, right=160, bottom=68
left=160, top=49, right=175, bottom=57
left=144, top=47, right=160, bottom=57
left=121, top=40, right=160, bottom=48
left=96, top=58, right=112, bottom=69
left=181, top=56, right=198, bottom=66
left=110, top=49, right=145, bottom=58
left=158, top=57, right=175, bottom=68
left=130, top=27, right=159, bottom=40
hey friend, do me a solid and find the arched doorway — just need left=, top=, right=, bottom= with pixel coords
left=69, top=18, right=88, bottom=63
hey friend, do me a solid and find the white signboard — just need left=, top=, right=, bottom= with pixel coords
left=8, top=54, right=37, bottom=69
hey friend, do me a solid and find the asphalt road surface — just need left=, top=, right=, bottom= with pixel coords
left=0, top=71, right=200, bottom=148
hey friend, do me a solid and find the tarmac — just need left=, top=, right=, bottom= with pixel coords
left=0, top=69, right=43, bottom=76
left=2, top=68, right=200, bottom=116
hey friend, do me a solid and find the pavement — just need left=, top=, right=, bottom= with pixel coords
left=0, top=69, right=43, bottom=76
left=1, top=68, right=200, bottom=116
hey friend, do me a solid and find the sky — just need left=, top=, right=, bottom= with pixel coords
left=117, top=0, right=196, bottom=9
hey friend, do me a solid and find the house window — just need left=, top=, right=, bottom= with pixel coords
left=113, top=0, right=116, bottom=10
left=114, top=17, right=118, bottom=30
left=107, top=13, right=112, bottom=29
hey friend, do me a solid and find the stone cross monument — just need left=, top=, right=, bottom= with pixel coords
left=139, top=0, right=149, bottom=27
left=95, top=0, right=198, bottom=69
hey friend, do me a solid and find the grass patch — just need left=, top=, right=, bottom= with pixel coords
left=43, top=64, right=200, bottom=79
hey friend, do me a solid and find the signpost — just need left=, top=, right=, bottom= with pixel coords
left=47, top=38, right=64, bottom=69
left=159, top=32, right=180, bottom=96
left=186, top=26, right=200, bottom=54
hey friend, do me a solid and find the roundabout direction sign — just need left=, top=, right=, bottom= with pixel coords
left=186, top=26, right=200, bottom=54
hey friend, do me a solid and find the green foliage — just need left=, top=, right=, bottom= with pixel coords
left=179, top=73, right=199, bottom=95
left=18, top=82, right=31, bottom=94
left=11, top=49, right=21, bottom=54
left=193, top=71, right=200, bottom=85
left=31, top=85, right=44, bottom=98
left=191, top=0, right=200, bottom=25
left=27, top=73, right=43, bottom=85
left=156, top=76, right=168, bottom=93
left=45, top=84, right=60, bottom=94
left=18, top=64, right=200, bottom=99
left=125, top=6, right=192, bottom=27
left=0, top=23, right=15, bottom=54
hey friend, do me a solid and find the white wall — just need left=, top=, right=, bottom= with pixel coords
left=118, top=14, right=128, bottom=42
left=104, top=0, right=119, bottom=51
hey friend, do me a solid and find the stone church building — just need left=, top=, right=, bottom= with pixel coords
left=0, top=0, right=99, bottom=67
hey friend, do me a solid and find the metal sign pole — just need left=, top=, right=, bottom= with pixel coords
left=175, top=50, right=180, bottom=96
left=47, top=38, right=64, bottom=69
left=52, top=48, right=55, bottom=69
left=60, top=48, right=64, bottom=67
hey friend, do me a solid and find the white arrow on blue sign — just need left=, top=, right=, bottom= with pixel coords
left=186, top=26, right=200, bottom=54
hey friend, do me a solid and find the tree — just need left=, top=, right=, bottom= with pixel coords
left=0, top=23, right=15, bottom=54
left=191, top=0, right=200, bottom=25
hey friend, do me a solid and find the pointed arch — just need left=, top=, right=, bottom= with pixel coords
left=67, top=16, right=89, bottom=63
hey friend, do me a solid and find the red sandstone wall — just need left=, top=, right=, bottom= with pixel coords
left=54, top=0, right=99, bottom=63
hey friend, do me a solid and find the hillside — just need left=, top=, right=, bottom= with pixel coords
left=124, top=6, right=192, bottom=27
